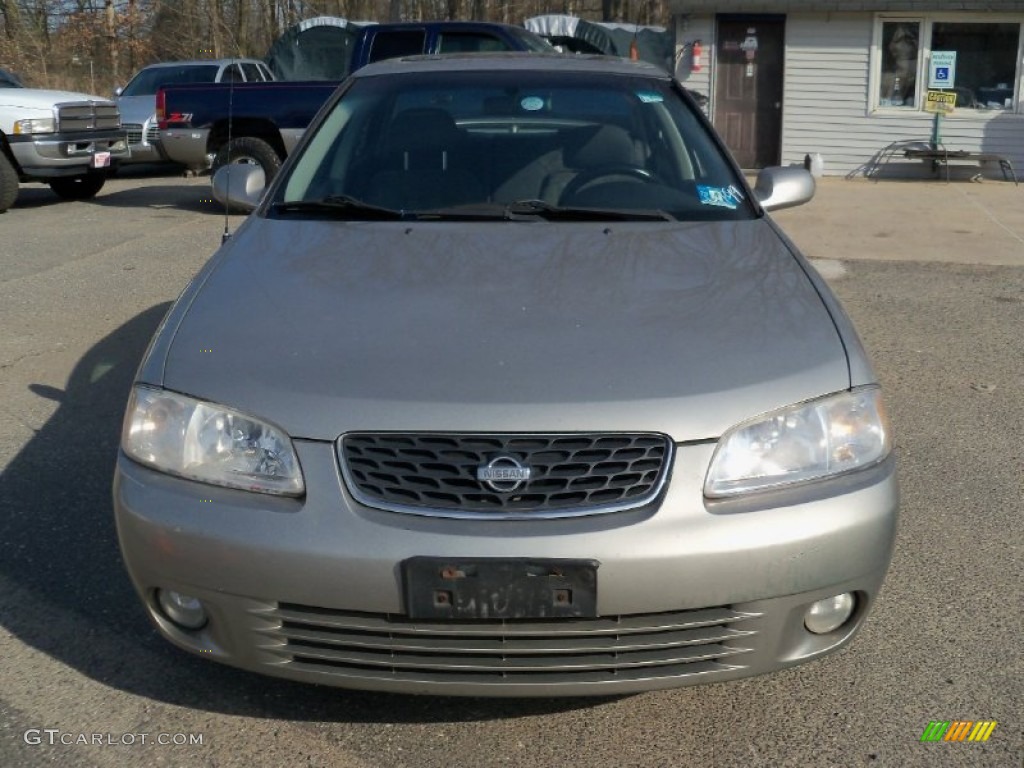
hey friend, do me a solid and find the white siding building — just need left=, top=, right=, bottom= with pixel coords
left=668, top=1, right=1024, bottom=179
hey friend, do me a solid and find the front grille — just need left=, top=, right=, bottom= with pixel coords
left=124, top=123, right=143, bottom=145
left=56, top=101, right=120, bottom=132
left=339, top=432, right=672, bottom=519
left=264, top=603, right=759, bottom=685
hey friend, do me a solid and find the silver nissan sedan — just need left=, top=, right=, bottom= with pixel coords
left=113, top=53, right=898, bottom=697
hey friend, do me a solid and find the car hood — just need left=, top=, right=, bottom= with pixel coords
left=0, top=88, right=113, bottom=110
left=116, top=94, right=157, bottom=124
left=157, top=217, right=851, bottom=442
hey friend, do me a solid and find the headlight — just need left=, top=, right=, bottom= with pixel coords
left=13, top=118, right=56, bottom=135
left=704, top=387, right=891, bottom=498
left=122, top=386, right=304, bottom=496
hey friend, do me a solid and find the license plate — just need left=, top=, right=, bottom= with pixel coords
left=91, top=152, right=111, bottom=168
left=403, top=557, right=598, bottom=620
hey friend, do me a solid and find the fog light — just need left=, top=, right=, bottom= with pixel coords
left=804, top=593, right=855, bottom=634
left=157, top=589, right=208, bottom=630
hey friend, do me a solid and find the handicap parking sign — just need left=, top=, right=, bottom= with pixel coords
left=929, top=52, right=957, bottom=89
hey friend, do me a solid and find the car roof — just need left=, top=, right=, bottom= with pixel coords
left=136, top=59, right=266, bottom=70
left=367, top=21, right=528, bottom=30
left=351, top=51, right=669, bottom=79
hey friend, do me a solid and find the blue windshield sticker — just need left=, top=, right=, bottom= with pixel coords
left=697, top=185, right=742, bottom=209
left=636, top=91, right=664, bottom=104
left=520, top=96, right=544, bottom=111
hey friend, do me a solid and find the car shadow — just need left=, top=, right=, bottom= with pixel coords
left=0, top=305, right=601, bottom=722
left=89, top=169, right=237, bottom=215
left=9, top=184, right=72, bottom=209
left=89, top=183, right=244, bottom=215
left=12, top=165, right=237, bottom=215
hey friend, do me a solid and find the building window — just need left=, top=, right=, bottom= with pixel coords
left=879, top=22, right=920, bottom=107
left=874, top=16, right=1022, bottom=112
left=931, top=22, right=1020, bottom=109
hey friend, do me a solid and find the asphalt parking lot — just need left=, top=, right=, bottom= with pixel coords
left=0, top=169, right=1021, bottom=768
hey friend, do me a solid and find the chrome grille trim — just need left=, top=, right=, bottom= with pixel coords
left=263, top=603, right=759, bottom=683
left=338, top=432, right=673, bottom=520
left=56, top=101, right=120, bottom=132
left=124, top=124, right=143, bottom=144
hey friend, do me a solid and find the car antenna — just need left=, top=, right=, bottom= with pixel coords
left=221, top=57, right=237, bottom=244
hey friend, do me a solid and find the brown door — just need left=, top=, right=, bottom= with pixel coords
left=714, top=17, right=785, bottom=169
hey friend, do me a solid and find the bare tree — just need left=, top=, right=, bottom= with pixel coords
left=1, top=0, right=21, bottom=39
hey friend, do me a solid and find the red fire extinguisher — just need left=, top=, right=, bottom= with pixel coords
left=691, top=40, right=703, bottom=72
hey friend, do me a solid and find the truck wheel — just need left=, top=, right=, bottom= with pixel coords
left=212, top=137, right=282, bottom=182
left=0, top=152, right=18, bottom=213
left=49, top=173, right=106, bottom=200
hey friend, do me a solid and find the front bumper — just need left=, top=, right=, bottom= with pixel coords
left=113, top=440, right=899, bottom=697
left=122, top=122, right=171, bottom=164
left=8, top=129, right=128, bottom=178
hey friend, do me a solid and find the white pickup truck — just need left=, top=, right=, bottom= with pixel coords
left=0, top=78, right=128, bottom=213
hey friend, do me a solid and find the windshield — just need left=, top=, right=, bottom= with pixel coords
left=278, top=68, right=752, bottom=222
left=121, top=64, right=220, bottom=96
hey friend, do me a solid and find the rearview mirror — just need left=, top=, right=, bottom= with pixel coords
left=212, top=164, right=266, bottom=213
left=754, top=166, right=815, bottom=212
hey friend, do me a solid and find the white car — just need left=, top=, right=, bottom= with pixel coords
left=0, top=82, right=127, bottom=212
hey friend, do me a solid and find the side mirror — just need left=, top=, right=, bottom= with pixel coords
left=754, top=166, right=815, bottom=212
left=212, top=164, right=266, bottom=213
left=114, top=86, right=123, bottom=97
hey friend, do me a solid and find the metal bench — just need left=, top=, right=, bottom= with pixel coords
left=902, top=146, right=1018, bottom=185
left=865, top=139, right=1018, bottom=185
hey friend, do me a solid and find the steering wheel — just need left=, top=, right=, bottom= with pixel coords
left=560, top=165, right=655, bottom=203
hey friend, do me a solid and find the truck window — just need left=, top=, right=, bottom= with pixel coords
left=368, top=30, right=426, bottom=63
left=220, top=64, right=244, bottom=83
left=240, top=63, right=263, bottom=82
left=437, top=32, right=510, bottom=53
left=121, top=65, right=219, bottom=96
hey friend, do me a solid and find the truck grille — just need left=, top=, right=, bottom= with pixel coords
left=124, top=123, right=143, bottom=145
left=265, top=603, right=759, bottom=686
left=338, top=432, right=672, bottom=519
left=56, top=101, right=120, bottom=132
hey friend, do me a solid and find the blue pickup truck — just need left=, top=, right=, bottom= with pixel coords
left=159, top=21, right=553, bottom=177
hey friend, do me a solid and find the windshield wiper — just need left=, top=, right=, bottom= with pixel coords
left=412, top=200, right=675, bottom=221
left=503, top=199, right=676, bottom=222
left=272, top=195, right=409, bottom=220
left=274, top=196, right=676, bottom=222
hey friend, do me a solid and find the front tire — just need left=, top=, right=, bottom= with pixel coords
left=212, top=137, right=282, bottom=183
left=49, top=173, right=106, bottom=200
left=0, top=152, right=19, bottom=213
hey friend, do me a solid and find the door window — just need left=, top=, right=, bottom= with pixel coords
left=368, top=31, right=426, bottom=63
left=437, top=33, right=509, bottom=53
